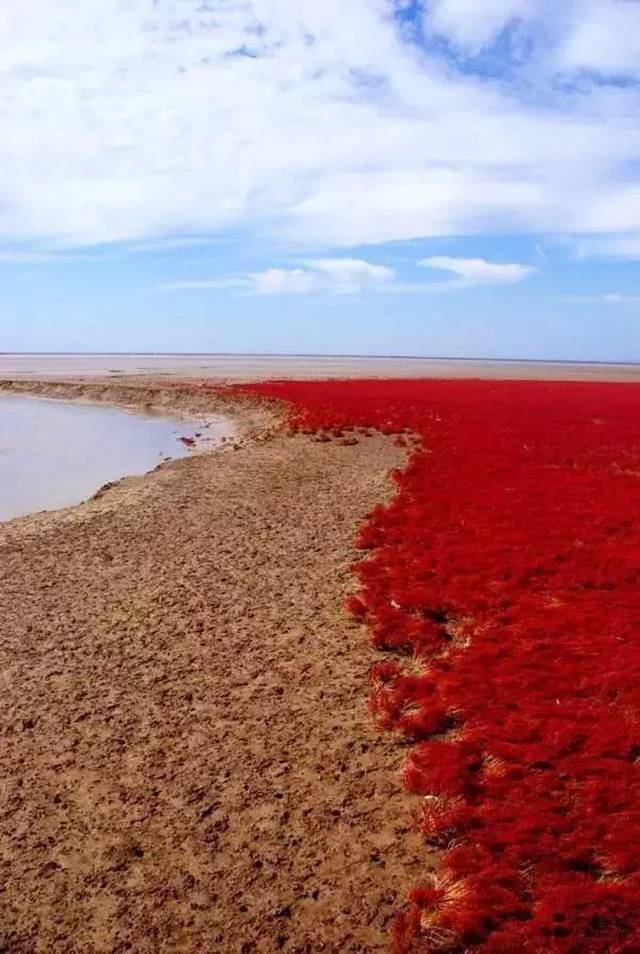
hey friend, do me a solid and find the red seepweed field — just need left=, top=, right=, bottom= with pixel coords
left=230, top=378, right=640, bottom=952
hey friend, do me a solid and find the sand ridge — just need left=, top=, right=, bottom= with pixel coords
left=0, top=384, right=429, bottom=953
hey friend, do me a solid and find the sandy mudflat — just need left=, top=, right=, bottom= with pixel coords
left=2, top=351, right=640, bottom=381
left=0, top=381, right=428, bottom=953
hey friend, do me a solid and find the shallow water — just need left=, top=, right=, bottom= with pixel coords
left=0, top=395, right=229, bottom=521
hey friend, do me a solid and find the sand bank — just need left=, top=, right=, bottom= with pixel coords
left=0, top=380, right=427, bottom=952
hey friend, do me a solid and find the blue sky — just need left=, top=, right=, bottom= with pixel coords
left=2, top=0, right=640, bottom=359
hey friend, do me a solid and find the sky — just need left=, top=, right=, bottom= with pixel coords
left=1, top=0, right=640, bottom=359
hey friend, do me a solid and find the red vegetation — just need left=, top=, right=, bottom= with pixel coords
left=231, top=379, right=640, bottom=952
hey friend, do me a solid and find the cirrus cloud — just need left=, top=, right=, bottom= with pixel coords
left=159, top=254, right=535, bottom=295
left=420, top=256, right=536, bottom=287
left=160, top=257, right=396, bottom=296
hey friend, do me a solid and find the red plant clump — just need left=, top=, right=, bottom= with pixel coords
left=223, top=378, right=640, bottom=952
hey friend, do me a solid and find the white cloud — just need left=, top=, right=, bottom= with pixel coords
left=161, top=254, right=538, bottom=295
left=1, top=0, right=640, bottom=253
left=247, top=259, right=396, bottom=295
left=556, top=2, right=640, bottom=75
left=423, top=0, right=640, bottom=76
left=160, top=258, right=396, bottom=295
left=306, top=258, right=395, bottom=293
left=425, top=0, right=533, bottom=55
left=419, top=256, right=536, bottom=287
left=248, top=268, right=319, bottom=296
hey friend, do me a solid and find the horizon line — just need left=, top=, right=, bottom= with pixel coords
left=1, top=351, right=639, bottom=368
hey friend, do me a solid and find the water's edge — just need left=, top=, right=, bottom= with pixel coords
left=0, top=392, right=234, bottom=522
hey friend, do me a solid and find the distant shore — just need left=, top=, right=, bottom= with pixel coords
left=2, top=351, right=640, bottom=382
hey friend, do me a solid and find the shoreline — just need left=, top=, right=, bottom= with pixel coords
left=0, top=393, right=241, bottom=528
left=0, top=380, right=281, bottom=543
left=0, top=377, right=270, bottom=432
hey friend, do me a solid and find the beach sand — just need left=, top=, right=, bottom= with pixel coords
left=0, top=379, right=428, bottom=953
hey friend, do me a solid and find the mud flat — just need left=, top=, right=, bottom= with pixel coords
left=0, top=379, right=428, bottom=953
left=2, top=351, right=640, bottom=381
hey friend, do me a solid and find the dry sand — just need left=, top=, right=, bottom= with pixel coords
left=0, top=380, right=429, bottom=953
